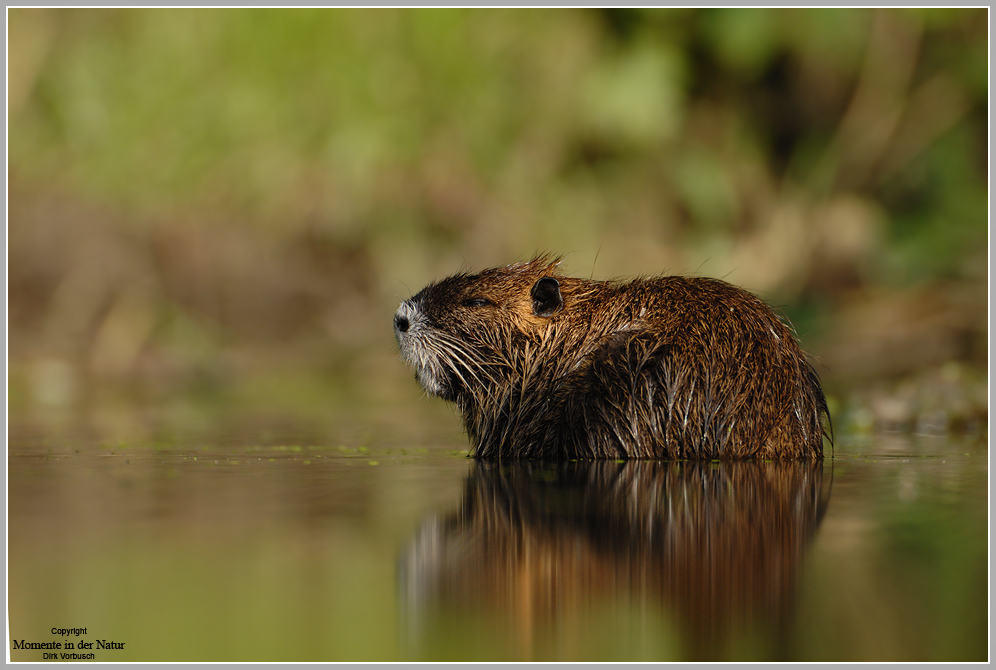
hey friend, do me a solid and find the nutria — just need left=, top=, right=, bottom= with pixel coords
left=394, top=256, right=831, bottom=460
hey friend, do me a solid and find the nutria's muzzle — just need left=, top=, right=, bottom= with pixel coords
left=394, top=299, right=458, bottom=401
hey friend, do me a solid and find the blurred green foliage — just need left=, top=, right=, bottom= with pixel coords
left=7, top=8, right=988, bottom=422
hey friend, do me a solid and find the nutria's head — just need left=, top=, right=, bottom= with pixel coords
left=394, top=257, right=565, bottom=402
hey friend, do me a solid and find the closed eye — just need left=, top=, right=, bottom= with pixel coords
left=462, top=297, right=494, bottom=308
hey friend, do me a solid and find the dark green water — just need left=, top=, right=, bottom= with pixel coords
left=7, top=420, right=988, bottom=662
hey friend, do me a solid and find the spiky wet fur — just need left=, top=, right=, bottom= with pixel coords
left=395, top=256, right=831, bottom=460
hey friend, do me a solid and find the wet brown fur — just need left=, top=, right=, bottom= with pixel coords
left=395, top=256, right=831, bottom=460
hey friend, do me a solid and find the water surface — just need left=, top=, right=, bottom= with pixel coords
left=7, top=419, right=988, bottom=662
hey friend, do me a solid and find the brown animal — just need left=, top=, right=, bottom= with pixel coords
left=394, top=256, right=830, bottom=460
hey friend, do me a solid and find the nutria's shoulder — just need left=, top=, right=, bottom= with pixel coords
left=395, top=257, right=831, bottom=461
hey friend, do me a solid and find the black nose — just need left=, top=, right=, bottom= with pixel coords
left=394, top=314, right=409, bottom=333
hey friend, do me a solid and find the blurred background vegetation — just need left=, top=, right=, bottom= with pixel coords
left=7, top=8, right=988, bottom=437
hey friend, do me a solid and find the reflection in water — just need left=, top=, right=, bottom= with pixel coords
left=401, top=460, right=831, bottom=661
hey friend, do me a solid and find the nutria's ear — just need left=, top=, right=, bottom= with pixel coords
left=531, top=276, right=563, bottom=318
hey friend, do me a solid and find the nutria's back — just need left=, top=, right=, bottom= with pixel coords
left=394, top=256, right=831, bottom=460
